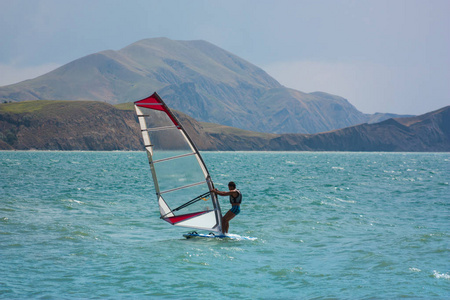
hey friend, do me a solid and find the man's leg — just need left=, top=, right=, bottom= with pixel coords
left=222, top=210, right=236, bottom=234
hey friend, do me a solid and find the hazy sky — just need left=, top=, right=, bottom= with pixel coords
left=1, top=0, right=449, bottom=114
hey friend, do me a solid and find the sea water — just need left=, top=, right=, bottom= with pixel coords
left=1, top=151, right=449, bottom=299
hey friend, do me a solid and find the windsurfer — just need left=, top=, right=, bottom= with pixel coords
left=213, top=181, right=242, bottom=234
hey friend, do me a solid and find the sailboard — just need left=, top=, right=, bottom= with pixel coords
left=134, top=92, right=223, bottom=236
left=183, top=232, right=257, bottom=240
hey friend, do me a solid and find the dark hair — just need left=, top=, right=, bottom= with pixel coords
left=228, top=181, right=236, bottom=189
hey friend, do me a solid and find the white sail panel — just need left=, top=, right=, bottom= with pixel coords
left=173, top=211, right=218, bottom=230
left=158, top=196, right=173, bottom=217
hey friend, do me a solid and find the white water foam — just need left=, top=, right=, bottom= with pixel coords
left=433, top=270, right=450, bottom=280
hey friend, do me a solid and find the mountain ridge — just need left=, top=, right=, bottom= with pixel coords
left=0, top=38, right=411, bottom=134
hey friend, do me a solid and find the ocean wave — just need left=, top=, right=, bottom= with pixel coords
left=433, top=270, right=450, bottom=280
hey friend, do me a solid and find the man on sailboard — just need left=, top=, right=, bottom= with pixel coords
left=213, top=181, right=242, bottom=234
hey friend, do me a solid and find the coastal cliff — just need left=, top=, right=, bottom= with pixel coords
left=0, top=101, right=448, bottom=152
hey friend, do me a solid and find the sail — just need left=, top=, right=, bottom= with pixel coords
left=134, top=92, right=223, bottom=233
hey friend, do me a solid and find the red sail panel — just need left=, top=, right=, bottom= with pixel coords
left=135, top=93, right=179, bottom=127
left=163, top=211, right=210, bottom=225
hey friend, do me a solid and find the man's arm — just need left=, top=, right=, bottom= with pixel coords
left=213, top=189, right=238, bottom=197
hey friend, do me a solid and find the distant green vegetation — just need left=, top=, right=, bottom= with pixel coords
left=0, top=100, right=68, bottom=114
left=114, top=102, right=135, bottom=111
left=0, top=100, right=143, bottom=115
left=0, top=100, right=114, bottom=116
left=200, top=122, right=279, bottom=139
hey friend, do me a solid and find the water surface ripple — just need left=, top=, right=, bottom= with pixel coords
left=1, top=151, right=449, bottom=298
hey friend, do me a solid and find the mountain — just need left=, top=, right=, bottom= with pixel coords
left=0, top=38, right=409, bottom=134
left=207, top=106, right=449, bottom=152
left=0, top=100, right=448, bottom=152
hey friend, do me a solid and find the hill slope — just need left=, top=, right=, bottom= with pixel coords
left=0, top=101, right=447, bottom=152
left=0, top=38, right=408, bottom=134
left=209, top=106, right=449, bottom=152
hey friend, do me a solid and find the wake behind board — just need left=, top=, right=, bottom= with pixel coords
left=183, top=232, right=257, bottom=241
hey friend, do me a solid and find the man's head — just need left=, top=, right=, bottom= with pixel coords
left=228, top=181, right=236, bottom=190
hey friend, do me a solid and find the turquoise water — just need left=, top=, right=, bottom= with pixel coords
left=1, top=151, right=449, bottom=299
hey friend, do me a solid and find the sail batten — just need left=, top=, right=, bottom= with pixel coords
left=159, top=181, right=206, bottom=195
left=134, top=92, right=223, bottom=233
left=153, top=152, right=196, bottom=164
left=143, top=125, right=178, bottom=132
